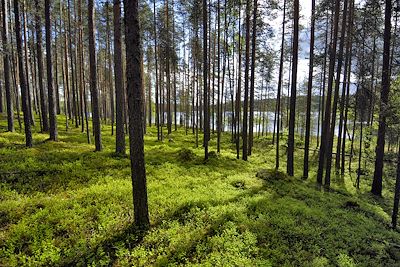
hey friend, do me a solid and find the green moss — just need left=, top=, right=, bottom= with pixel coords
left=0, top=114, right=400, bottom=266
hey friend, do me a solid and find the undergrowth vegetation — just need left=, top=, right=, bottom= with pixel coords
left=1, top=115, right=400, bottom=266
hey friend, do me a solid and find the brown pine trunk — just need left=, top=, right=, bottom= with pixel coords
left=248, top=0, right=258, bottom=156
left=45, top=0, right=58, bottom=141
left=372, top=0, right=392, bottom=196
left=242, top=0, right=251, bottom=161
left=317, top=0, right=340, bottom=185
left=35, top=0, right=49, bottom=132
left=88, top=0, right=102, bottom=151
left=114, top=0, right=125, bottom=154
left=14, top=0, right=32, bottom=147
left=303, top=0, right=316, bottom=179
left=203, top=0, right=209, bottom=159
left=325, top=0, right=349, bottom=185
left=123, top=0, right=150, bottom=229
left=1, top=0, right=14, bottom=132
left=275, top=0, right=286, bottom=170
left=287, top=0, right=299, bottom=176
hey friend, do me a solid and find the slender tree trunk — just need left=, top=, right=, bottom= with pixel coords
left=35, top=0, right=49, bottom=132
left=242, top=0, right=251, bottom=161
left=372, top=0, right=392, bottom=197
left=317, top=0, right=340, bottom=185
left=88, top=0, right=102, bottom=151
left=68, top=0, right=78, bottom=128
left=45, top=0, right=58, bottom=141
left=54, top=19, right=61, bottom=115
left=287, top=0, right=299, bottom=176
left=303, top=0, right=315, bottom=179
left=235, top=6, right=242, bottom=160
left=325, top=0, right=349, bottom=185
left=337, top=0, right=354, bottom=172
left=276, top=0, right=286, bottom=170
left=165, top=0, right=172, bottom=135
left=1, top=0, right=14, bottom=132
left=14, top=0, right=32, bottom=147
left=203, top=0, right=209, bottom=160
left=248, top=0, right=258, bottom=156
left=22, top=0, right=34, bottom=126
left=217, top=0, right=221, bottom=153
left=113, top=0, right=125, bottom=153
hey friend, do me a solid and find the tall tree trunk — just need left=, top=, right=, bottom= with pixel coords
left=337, top=0, right=354, bottom=172
left=88, top=0, right=102, bottom=151
left=276, top=0, right=286, bottom=170
left=242, top=0, right=251, bottom=161
left=153, top=0, right=160, bottom=140
left=1, top=0, right=14, bottom=132
left=248, top=0, right=258, bottom=156
left=45, top=0, right=58, bottom=141
left=68, top=0, right=78, bottom=128
left=165, top=0, right=172, bottom=135
left=14, top=0, right=32, bottom=147
left=35, top=0, right=49, bottom=132
left=317, top=0, right=340, bottom=185
left=203, top=0, right=209, bottom=160
left=372, top=0, right=392, bottom=197
left=22, top=0, right=34, bottom=126
left=235, top=5, right=242, bottom=160
left=325, top=0, right=349, bottom=186
left=124, top=0, right=150, bottom=230
left=287, top=0, right=299, bottom=176
left=114, top=0, right=125, bottom=154
left=303, top=0, right=315, bottom=179
left=217, top=0, right=221, bottom=153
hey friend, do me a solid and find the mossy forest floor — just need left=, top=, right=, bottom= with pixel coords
left=1, top=115, right=400, bottom=266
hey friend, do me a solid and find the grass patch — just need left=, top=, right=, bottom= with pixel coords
left=0, top=114, right=400, bottom=266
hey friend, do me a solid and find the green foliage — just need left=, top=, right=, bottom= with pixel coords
left=0, top=115, right=400, bottom=266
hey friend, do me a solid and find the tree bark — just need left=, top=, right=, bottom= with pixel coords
left=114, top=0, right=125, bottom=154
left=88, top=0, right=102, bottom=151
left=1, top=0, right=13, bottom=131
left=35, top=0, right=49, bottom=132
left=287, top=0, right=299, bottom=176
left=45, top=0, right=58, bottom=141
left=372, top=0, right=392, bottom=197
left=303, top=0, right=315, bottom=179
left=248, top=0, right=258, bottom=156
left=242, top=0, right=251, bottom=161
left=14, top=0, right=32, bottom=147
left=124, top=0, right=150, bottom=229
